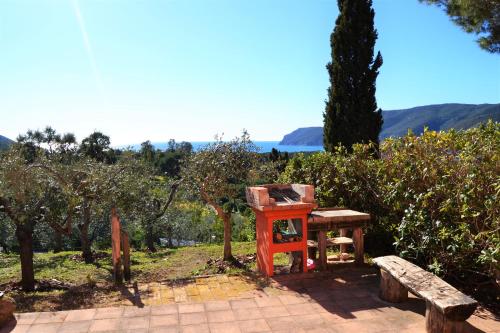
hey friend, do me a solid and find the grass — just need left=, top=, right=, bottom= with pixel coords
left=0, top=242, right=260, bottom=287
left=0, top=242, right=264, bottom=312
left=0, top=251, right=112, bottom=286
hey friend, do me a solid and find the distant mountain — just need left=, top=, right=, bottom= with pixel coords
left=381, top=103, right=500, bottom=139
left=0, top=135, right=14, bottom=150
left=279, top=127, right=323, bottom=146
left=279, top=103, right=500, bottom=145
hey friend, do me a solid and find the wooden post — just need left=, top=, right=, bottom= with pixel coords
left=318, top=230, right=327, bottom=270
left=339, top=228, right=348, bottom=253
left=121, top=231, right=131, bottom=281
left=425, top=301, right=466, bottom=333
left=111, top=208, right=123, bottom=285
left=289, top=219, right=304, bottom=273
left=352, top=227, right=364, bottom=265
left=379, top=268, right=408, bottom=303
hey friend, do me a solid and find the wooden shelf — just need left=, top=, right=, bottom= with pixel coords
left=271, top=241, right=306, bottom=253
left=307, top=237, right=353, bottom=248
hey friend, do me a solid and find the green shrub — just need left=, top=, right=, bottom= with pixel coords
left=280, top=121, right=499, bottom=284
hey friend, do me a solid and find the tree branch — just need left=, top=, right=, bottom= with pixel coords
left=155, top=182, right=180, bottom=219
left=200, top=188, right=228, bottom=220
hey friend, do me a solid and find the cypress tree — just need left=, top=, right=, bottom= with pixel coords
left=323, top=0, right=383, bottom=152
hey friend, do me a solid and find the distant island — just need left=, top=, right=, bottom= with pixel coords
left=279, top=103, right=500, bottom=145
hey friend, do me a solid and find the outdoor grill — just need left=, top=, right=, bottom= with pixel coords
left=246, top=184, right=317, bottom=276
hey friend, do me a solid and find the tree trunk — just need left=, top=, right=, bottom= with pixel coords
left=53, top=230, right=62, bottom=253
left=15, top=224, right=35, bottom=291
left=166, top=225, right=174, bottom=248
left=145, top=221, right=157, bottom=252
left=222, top=213, right=232, bottom=261
left=79, top=200, right=93, bottom=264
left=200, top=191, right=232, bottom=261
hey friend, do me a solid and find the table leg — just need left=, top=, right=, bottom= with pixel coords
left=318, top=230, right=327, bottom=270
left=339, top=228, right=348, bottom=253
left=307, top=231, right=317, bottom=259
left=353, top=227, right=364, bottom=265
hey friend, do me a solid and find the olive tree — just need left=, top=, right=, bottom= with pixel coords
left=182, top=132, right=259, bottom=260
left=0, top=149, right=66, bottom=290
left=134, top=174, right=179, bottom=252
left=70, top=157, right=136, bottom=263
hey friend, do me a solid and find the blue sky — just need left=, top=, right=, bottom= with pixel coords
left=1, top=0, right=499, bottom=145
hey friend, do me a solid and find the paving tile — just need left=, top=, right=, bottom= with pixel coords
left=255, top=296, right=283, bottom=308
left=174, top=288, right=188, bottom=302
left=265, top=315, right=295, bottom=331
left=271, top=328, right=307, bottom=333
left=14, top=313, right=39, bottom=325
left=278, top=295, right=307, bottom=305
left=26, top=323, right=61, bottom=333
left=179, top=312, right=207, bottom=325
left=286, top=303, right=316, bottom=316
left=468, top=315, right=500, bottom=332
left=261, top=305, right=290, bottom=318
left=205, top=300, right=231, bottom=311
left=327, top=320, right=371, bottom=333
left=58, top=320, right=92, bottom=333
left=293, top=314, right=325, bottom=328
left=0, top=322, right=30, bottom=333
left=149, top=326, right=180, bottom=333
left=94, top=306, right=124, bottom=319
left=89, top=318, right=121, bottom=332
left=122, top=329, right=149, bottom=333
left=122, top=306, right=151, bottom=317
left=120, top=315, right=150, bottom=330
left=33, top=312, right=67, bottom=324
left=319, top=311, right=350, bottom=323
left=209, top=322, right=242, bottom=333
left=302, top=327, right=331, bottom=333
left=238, top=318, right=271, bottom=333
left=351, top=308, right=379, bottom=320
left=185, top=285, right=200, bottom=295
left=234, top=307, right=262, bottom=320
left=231, top=298, right=258, bottom=309
left=64, top=308, right=96, bottom=322
left=150, top=314, right=178, bottom=327
left=383, top=314, right=421, bottom=329
left=178, top=303, right=204, bottom=313
left=207, top=309, right=236, bottom=323
left=180, top=323, right=210, bottom=333
left=151, top=304, right=178, bottom=315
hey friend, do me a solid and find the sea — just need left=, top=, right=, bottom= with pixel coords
left=127, top=141, right=323, bottom=153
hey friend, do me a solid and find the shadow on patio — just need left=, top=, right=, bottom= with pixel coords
left=264, top=265, right=489, bottom=332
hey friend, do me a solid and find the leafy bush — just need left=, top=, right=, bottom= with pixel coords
left=280, top=121, right=499, bottom=284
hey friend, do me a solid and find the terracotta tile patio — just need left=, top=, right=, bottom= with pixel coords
left=1, top=267, right=499, bottom=333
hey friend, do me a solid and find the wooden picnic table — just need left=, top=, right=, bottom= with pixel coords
left=307, top=208, right=370, bottom=270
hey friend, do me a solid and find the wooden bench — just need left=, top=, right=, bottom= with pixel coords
left=373, top=256, right=477, bottom=333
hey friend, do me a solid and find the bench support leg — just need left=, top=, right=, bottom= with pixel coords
left=426, top=301, right=466, bottom=333
left=379, top=269, right=408, bottom=303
